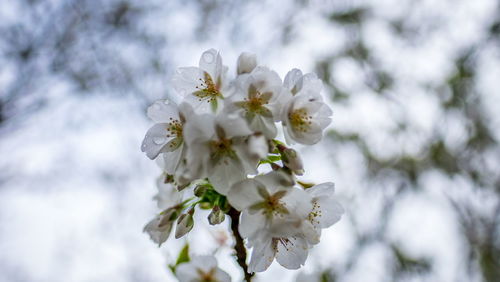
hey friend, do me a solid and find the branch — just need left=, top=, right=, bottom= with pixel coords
left=228, top=207, right=254, bottom=282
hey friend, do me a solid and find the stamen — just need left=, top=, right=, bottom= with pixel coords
left=289, top=108, right=313, bottom=132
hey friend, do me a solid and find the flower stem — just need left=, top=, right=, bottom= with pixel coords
left=228, top=207, right=254, bottom=282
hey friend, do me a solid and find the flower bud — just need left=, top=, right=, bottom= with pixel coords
left=282, top=148, right=304, bottom=175
left=143, top=207, right=179, bottom=247
left=237, top=52, right=257, bottom=75
left=175, top=208, right=194, bottom=239
left=208, top=205, right=225, bottom=225
left=194, top=184, right=208, bottom=197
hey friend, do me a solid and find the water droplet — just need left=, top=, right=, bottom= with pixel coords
left=153, top=136, right=166, bottom=145
left=202, top=51, right=215, bottom=64
left=164, top=99, right=170, bottom=105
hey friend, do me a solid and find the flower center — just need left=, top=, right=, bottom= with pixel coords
left=249, top=189, right=289, bottom=219
left=242, top=88, right=271, bottom=113
left=196, top=268, right=217, bottom=282
left=210, top=137, right=236, bottom=162
left=308, top=200, right=322, bottom=226
left=194, top=72, right=222, bottom=103
left=166, top=118, right=183, bottom=138
left=272, top=237, right=294, bottom=253
left=289, top=108, right=312, bottom=132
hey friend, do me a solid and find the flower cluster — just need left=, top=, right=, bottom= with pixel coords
left=141, top=49, right=344, bottom=275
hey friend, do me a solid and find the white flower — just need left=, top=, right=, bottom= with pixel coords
left=284, top=68, right=323, bottom=96
left=176, top=255, right=231, bottom=282
left=172, top=49, right=228, bottom=113
left=141, top=100, right=193, bottom=175
left=281, top=91, right=332, bottom=145
left=305, top=182, right=344, bottom=243
left=182, top=112, right=263, bottom=195
left=225, top=66, right=285, bottom=139
left=228, top=171, right=314, bottom=240
left=237, top=52, right=257, bottom=75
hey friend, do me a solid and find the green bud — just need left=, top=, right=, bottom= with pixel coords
left=208, top=205, right=225, bottom=225
left=282, top=148, right=304, bottom=175
left=175, top=208, right=194, bottom=239
left=194, top=185, right=208, bottom=197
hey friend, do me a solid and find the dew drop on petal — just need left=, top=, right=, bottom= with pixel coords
left=202, top=51, right=215, bottom=64
left=164, top=100, right=170, bottom=105
left=153, top=136, right=166, bottom=145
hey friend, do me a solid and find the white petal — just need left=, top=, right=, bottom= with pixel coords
left=147, top=100, right=179, bottom=123
left=275, top=236, right=309, bottom=270
left=208, top=157, right=246, bottom=195
left=178, top=102, right=195, bottom=122
left=182, top=92, right=213, bottom=114
left=284, top=68, right=303, bottom=94
left=216, top=113, right=253, bottom=138
left=190, top=255, right=217, bottom=272
left=199, top=49, right=224, bottom=81
left=255, top=171, right=294, bottom=194
left=248, top=234, right=276, bottom=273
left=141, top=123, right=174, bottom=159
left=306, top=183, right=344, bottom=229
left=183, top=114, right=215, bottom=145
left=248, top=134, right=269, bottom=159
left=282, top=188, right=313, bottom=219
left=251, top=66, right=283, bottom=88
left=301, top=73, right=323, bottom=94
left=300, top=220, right=321, bottom=245
left=237, top=52, right=257, bottom=75
left=239, top=209, right=266, bottom=239
left=176, top=263, right=199, bottom=282
left=214, top=268, right=232, bottom=282
left=248, top=115, right=277, bottom=139
left=316, top=197, right=344, bottom=228
left=162, top=144, right=184, bottom=175
left=172, top=66, right=204, bottom=96
left=306, top=182, right=335, bottom=198
left=231, top=142, right=259, bottom=175
left=227, top=179, right=262, bottom=210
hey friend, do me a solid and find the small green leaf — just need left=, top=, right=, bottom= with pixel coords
left=259, top=154, right=282, bottom=165
left=169, top=243, right=190, bottom=274
left=176, top=243, right=190, bottom=265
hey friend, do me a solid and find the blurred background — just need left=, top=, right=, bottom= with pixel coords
left=1, top=0, right=499, bottom=281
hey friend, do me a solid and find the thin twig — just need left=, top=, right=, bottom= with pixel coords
left=228, top=207, right=254, bottom=282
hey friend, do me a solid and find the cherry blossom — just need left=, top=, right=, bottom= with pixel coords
left=176, top=256, right=231, bottom=282
left=172, top=49, right=228, bottom=113
left=281, top=90, right=332, bottom=145
left=182, top=112, right=263, bottom=194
